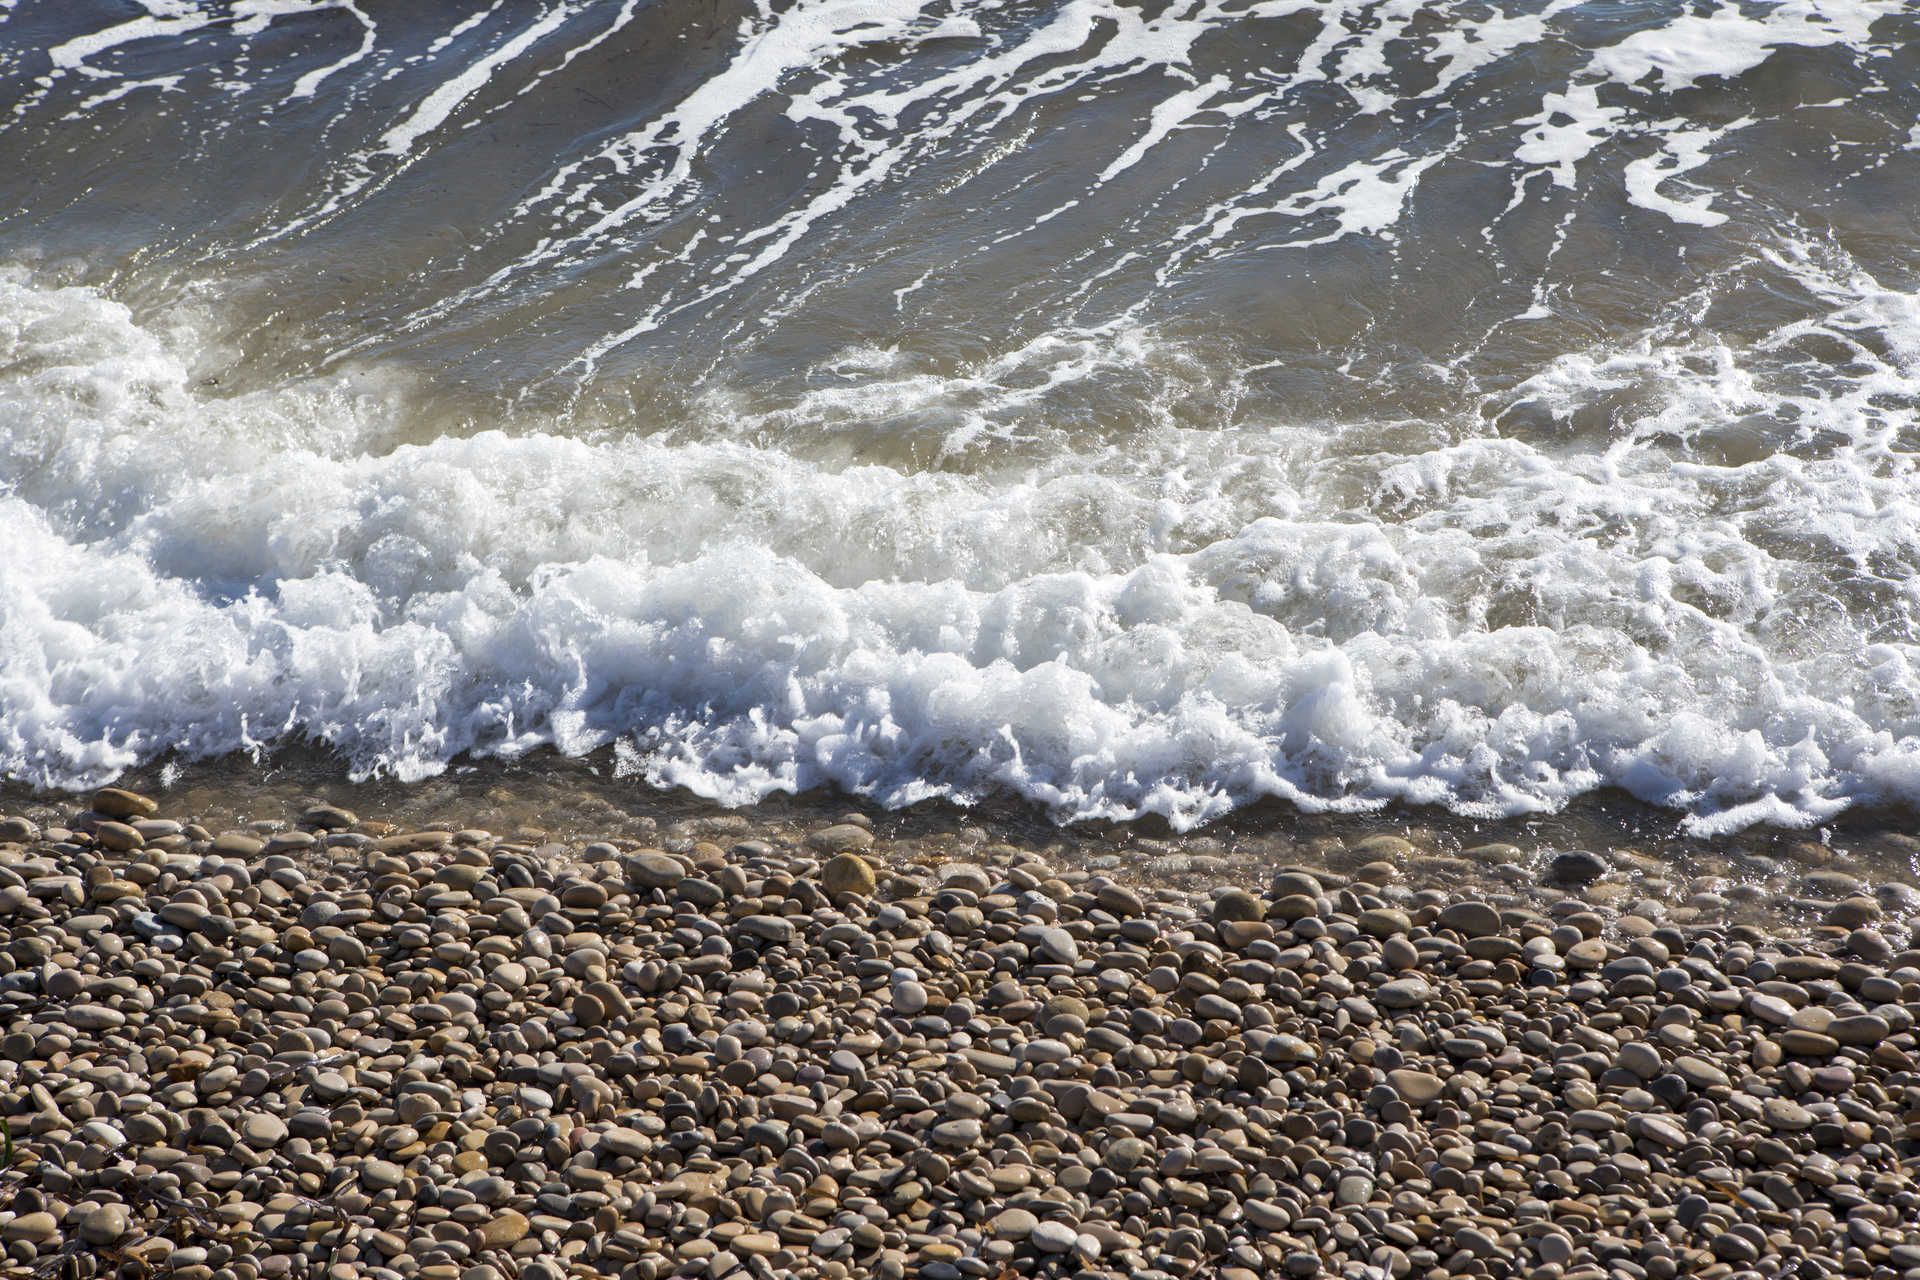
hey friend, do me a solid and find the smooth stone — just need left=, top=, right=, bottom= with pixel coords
left=823, top=853, right=878, bottom=897
left=1031, top=926, right=1078, bottom=964
left=1545, top=850, right=1608, bottom=886
left=1335, top=1173, right=1373, bottom=1206
left=1672, top=1056, right=1730, bottom=1090
left=80, top=1204, right=129, bottom=1245
left=1212, top=890, right=1265, bottom=923
left=93, top=788, right=158, bottom=819
left=1387, top=1069, right=1445, bottom=1104
left=737, top=915, right=793, bottom=944
left=1438, top=902, right=1502, bottom=936
left=477, top=1211, right=529, bottom=1248
left=3, top=1212, right=59, bottom=1243
left=242, top=1113, right=289, bottom=1147
left=1029, top=1222, right=1078, bottom=1253
left=625, top=853, right=685, bottom=889
left=807, top=824, right=874, bottom=854
left=991, top=1209, right=1037, bottom=1240
left=93, top=820, right=145, bottom=852
left=1778, top=1029, right=1839, bottom=1057
left=361, top=1159, right=406, bottom=1191
left=1376, top=978, right=1433, bottom=1009
left=1357, top=908, right=1412, bottom=938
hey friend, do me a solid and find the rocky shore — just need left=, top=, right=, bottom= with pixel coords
left=2, top=788, right=1919, bottom=1280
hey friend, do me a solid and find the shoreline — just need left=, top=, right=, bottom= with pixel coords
left=5, top=747, right=1920, bottom=930
left=1, top=783, right=1918, bottom=1279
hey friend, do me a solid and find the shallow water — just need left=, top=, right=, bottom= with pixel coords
left=3, top=0, right=1919, bottom=835
left=7, top=746, right=1920, bottom=928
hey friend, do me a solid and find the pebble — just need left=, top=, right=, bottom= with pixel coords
left=0, top=799, right=1912, bottom=1280
left=1546, top=848, right=1608, bottom=885
left=79, top=1205, right=128, bottom=1245
left=1030, top=1222, right=1078, bottom=1253
left=1212, top=889, right=1264, bottom=922
left=1376, top=977, right=1432, bottom=1008
left=1387, top=1069, right=1445, bottom=1104
left=823, top=852, right=878, bottom=896
left=1437, top=901, right=1502, bottom=935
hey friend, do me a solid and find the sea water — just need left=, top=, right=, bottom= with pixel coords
left=1, top=0, right=1917, bottom=836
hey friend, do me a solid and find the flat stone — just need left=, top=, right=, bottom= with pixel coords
left=93, top=820, right=144, bottom=852
left=361, top=1159, right=405, bottom=1191
left=1030, top=926, right=1078, bottom=965
left=807, top=824, right=874, bottom=854
left=93, top=788, right=158, bottom=819
left=1672, top=1056, right=1730, bottom=1090
left=3, top=1212, right=59, bottom=1243
left=242, top=1113, right=288, bottom=1147
left=1335, top=1173, right=1373, bottom=1206
left=1545, top=850, right=1608, bottom=886
left=625, top=852, right=685, bottom=889
left=1357, top=908, right=1412, bottom=937
left=1029, top=1222, right=1078, bottom=1253
left=1376, top=977, right=1433, bottom=1009
left=1778, top=1029, right=1839, bottom=1057
left=991, top=1209, right=1037, bottom=1240
left=1438, top=902, right=1502, bottom=936
left=477, top=1211, right=529, bottom=1248
left=1773, top=955, right=1840, bottom=981
left=736, top=915, right=793, bottom=944
left=1387, top=1069, right=1445, bottom=1104
left=734, top=1232, right=782, bottom=1256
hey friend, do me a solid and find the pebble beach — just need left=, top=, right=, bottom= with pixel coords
left=3, top=787, right=1919, bottom=1280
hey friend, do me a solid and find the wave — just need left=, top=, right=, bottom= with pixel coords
left=5, top=235, right=1919, bottom=834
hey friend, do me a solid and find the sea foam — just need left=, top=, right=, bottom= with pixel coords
left=4, top=247, right=1919, bottom=834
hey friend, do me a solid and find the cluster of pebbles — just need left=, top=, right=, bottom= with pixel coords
left=2, top=789, right=1920, bottom=1280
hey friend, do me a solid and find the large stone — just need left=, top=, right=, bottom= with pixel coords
left=477, top=1211, right=530, bottom=1248
left=92, top=788, right=157, bottom=819
left=1212, top=890, right=1265, bottom=923
left=1376, top=978, right=1433, bottom=1009
left=1357, top=908, right=1412, bottom=938
left=1030, top=1222, right=1078, bottom=1253
left=1545, top=849, right=1608, bottom=886
left=1438, top=902, right=1502, bottom=936
left=1387, top=1069, right=1445, bottom=1104
left=822, top=853, right=877, bottom=897
left=807, top=823, right=874, bottom=854
left=737, top=915, right=793, bottom=944
left=624, top=852, right=685, bottom=889
left=79, top=1205, right=128, bottom=1246
left=361, top=1159, right=405, bottom=1191
left=93, top=820, right=144, bottom=852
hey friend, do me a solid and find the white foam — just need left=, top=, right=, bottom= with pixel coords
left=44, top=2, right=217, bottom=76
left=1591, top=0, right=1899, bottom=94
left=1510, top=0, right=1902, bottom=225
left=5, top=1, right=1919, bottom=832
left=1513, top=86, right=1626, bottom=188
left=1621, top=119, right=1749, bottom=228
left=4, top=254, right=1920, bottom=832
left=378, top=3, right=580, bottom=156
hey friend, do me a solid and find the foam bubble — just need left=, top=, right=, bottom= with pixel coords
left=4, top=251, right=1920, bottom=832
